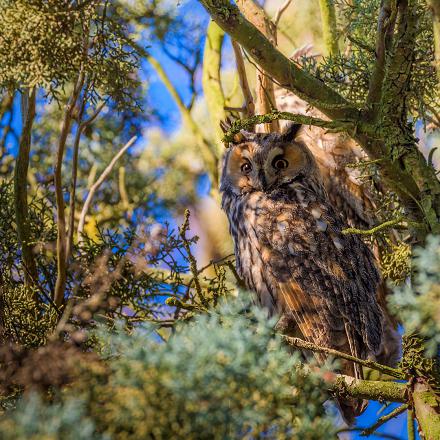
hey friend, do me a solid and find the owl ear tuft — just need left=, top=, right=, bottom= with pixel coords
left=281, top=123, right=303, bottom=142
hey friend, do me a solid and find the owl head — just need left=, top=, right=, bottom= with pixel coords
left=220, top=124, right=320, bottom=196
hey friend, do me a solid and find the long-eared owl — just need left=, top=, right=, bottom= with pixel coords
left=220, top=123, right=386, bottom=423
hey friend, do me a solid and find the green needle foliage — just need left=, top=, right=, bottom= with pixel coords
left=0, top=299, right=335, bottom=439
left=390, top=235, right=440, bottom=357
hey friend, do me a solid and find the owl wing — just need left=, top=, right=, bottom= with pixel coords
left=255, top=192, right=383, bottom=364
left=276, top=89, right=377, bottom=229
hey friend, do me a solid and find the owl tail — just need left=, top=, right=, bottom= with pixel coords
left=337, top=360, right=368, bottom=425
left=337, top=395, right=367, bottom=426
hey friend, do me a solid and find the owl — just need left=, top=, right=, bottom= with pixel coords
left=220, top=123, right=386, bottom=424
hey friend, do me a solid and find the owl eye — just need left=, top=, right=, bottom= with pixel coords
left=272, top=157, right=289, bottom=170
left=241, top=162, right=252, bottom=174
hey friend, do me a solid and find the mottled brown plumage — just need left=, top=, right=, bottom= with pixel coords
left=220, top=124, right=386, bottom=423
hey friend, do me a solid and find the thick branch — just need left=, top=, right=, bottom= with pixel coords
left=318, top=0, right=339, bottom=56
left=202, top=20, right=227, bottom=152
left=366, top=0, right=397, bottom=117
left=412, top=380, right=440, bottom=440
left=14, top=89, right=38, bottom=287
left=330, top=375, right=407, bottom=403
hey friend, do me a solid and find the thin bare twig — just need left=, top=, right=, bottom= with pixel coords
left=361, top=404, right=408, bottom=436
left=236, top=0, right=279, bottom=133
left=231, top=40, right=255, bottom=119
left=77, top=136, right=137, bottom=241
left=273, top=0, right=293, bottom=27
left=66, top=100, right=105, bottom=261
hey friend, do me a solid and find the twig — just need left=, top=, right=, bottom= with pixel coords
left=283, top=336, right=405, bottom=379
left=77, top=136, right=137, bottom=241
left=273, top=0, right=293, bottom=27
left=178, top=210, right=208, bottom=307
left=66, top=100, right=105, bottom=261
left=337, top=427, right=402, bottom=440
left=53, top=71, right=85, bottom=307
left=361, top=404, right=408, bottom=436
left=231, top=40, right=255, bottom=119
left=342, top=217, right=425, bottom=235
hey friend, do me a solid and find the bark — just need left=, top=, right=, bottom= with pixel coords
left=412, top=380, right=440, bottom=440
left=14, top=89, right=38, bottom=287
left=331, top=375, right=407, bottom=403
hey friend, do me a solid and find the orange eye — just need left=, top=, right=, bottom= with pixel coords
left=272, top=157, right=288, bottom=170
left=241, top=162, right=252, bottom=174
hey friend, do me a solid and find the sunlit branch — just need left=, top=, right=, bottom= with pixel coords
left=77, top=136, right=137, bottom=242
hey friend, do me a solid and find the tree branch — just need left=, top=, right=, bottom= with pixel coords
left=273, top=0, right=293, bottom=27
left=77, top=136, right=137, bottom=241
left=14, top=88, right=38, bottom=288
left=222, top=111, right=356, bottom=143
left=66, top=100, right=106, bottom=262
left=361, top=403, right=408, bottom=436
left=53, top=72, right=85, bottom=308
left=231, top=40, right=255, bottom=118
left=366, top=0, right=397, bottom=118
left=198, top=0, right=357, bottom=122
left=236, top=0, right=279, bottom=133
left=130, top=40, right=219, bottom=185
left=284, top=336, right=405, bottom=379
left=330, top=374, right=407, bottom=403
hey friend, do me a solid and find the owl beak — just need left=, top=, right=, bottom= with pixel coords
left=257, top=169, right=268, bottom=191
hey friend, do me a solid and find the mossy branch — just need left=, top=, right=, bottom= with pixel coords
left=342, top=217, right=425, bottom=236
left=330, top=375, right=407, bottom=403
left=284, top=336, right=405, bottom=380
left=222, top=111, right=355, bottom=143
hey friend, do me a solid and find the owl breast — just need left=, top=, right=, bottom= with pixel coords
left=222, top=183, right=383, bottom=358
